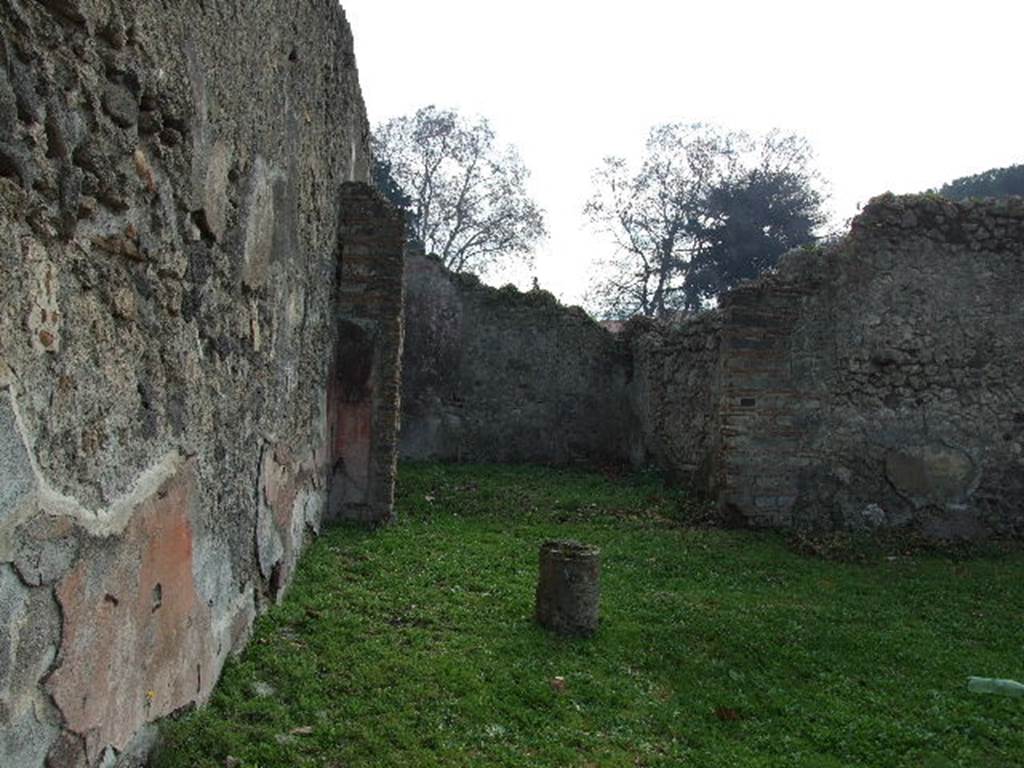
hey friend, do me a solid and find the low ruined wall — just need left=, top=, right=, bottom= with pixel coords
left=401, top=254, right=637, bottom=464
left=0, top=3, right=402, bottom=766
left=636, top=194, right=1024, bottom=538
left=401, top=196, right=1023, bottom=538
left=717, top=194, right=1024, bottom=536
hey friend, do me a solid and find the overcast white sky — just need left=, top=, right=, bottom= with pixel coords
left=343, top=0, right=1022, bottom=305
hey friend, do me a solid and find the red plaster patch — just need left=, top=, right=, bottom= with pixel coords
left=337, top=400, right=372, bottom=499
left=46, top=462, right=214, bottom=763
left=327, top=336, right=375, bottom=510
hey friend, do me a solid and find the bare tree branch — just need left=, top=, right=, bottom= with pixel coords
left=372, top=106, right=546, bottom=276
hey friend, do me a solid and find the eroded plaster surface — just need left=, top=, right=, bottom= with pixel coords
left=0, top=2, right=403, bottom=765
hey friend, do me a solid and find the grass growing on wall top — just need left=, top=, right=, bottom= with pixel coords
left=153, top=463, right=1024, bottom=768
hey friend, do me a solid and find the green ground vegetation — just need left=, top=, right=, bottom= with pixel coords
left=154, top=464, right=1024, bottom=768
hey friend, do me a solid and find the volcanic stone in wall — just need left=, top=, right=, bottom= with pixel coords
left=0, top=2, right=401, bottom=766
left=638, top=193, right=1024, bottom=538
left=627, top=313, right=722, bottom=493
left=400, top=253, right=638, bottom=465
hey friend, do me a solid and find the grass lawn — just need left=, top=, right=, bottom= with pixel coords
left=153, top=463, right=1024, bottom=767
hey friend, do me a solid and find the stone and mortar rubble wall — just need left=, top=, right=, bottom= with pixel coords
left=0, top=2, right=403, bottom=766
left=716, top=194, right=1024, bottom=536
left=401, top=195, right=1024, bottom=541
left=627, top=313, right=721, bottom=494
left=400, top=253, right=638, bottom=465
left=632, top=194, right=1024, bottom=537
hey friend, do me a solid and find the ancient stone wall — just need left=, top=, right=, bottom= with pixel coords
left=0, top=3, right=403, bottom=766
left=716, top=194, right=1024, bottom=536
left=635, top=194, right=1024, bottom=538
left=628, top=313, right=721, bottom=494
left=401, top=254, right=637, bottom=465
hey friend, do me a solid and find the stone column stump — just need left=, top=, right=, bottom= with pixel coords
left=535, top=540, right=601, bottom=636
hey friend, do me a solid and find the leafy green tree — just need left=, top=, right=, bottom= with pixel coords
left=936, top=164, right=1024, bottom=200
left=684, top=137, right=825, bottom=309
left=585, top=124, right=826, bottom=319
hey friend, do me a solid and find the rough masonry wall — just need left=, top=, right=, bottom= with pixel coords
left=401, top=254, right=637, bottom=465
left=716, top=194, right=1024, bottom=537
left=628, top=314, right=721, bottom=494
left=0, top=3, right=401, bottom=766
left=401, top=196, right=1023, bottom=540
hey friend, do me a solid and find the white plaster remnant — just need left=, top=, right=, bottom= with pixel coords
left=300, top=488, right=324, bottom=536
left=7, top=389, right=185, bottom=538
left=861, top=504, right=887, bottom=529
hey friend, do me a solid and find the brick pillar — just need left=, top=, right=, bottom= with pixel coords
left=327, top=183, right=405, bottom=523
left=716, top=281, right=820, bottom=527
